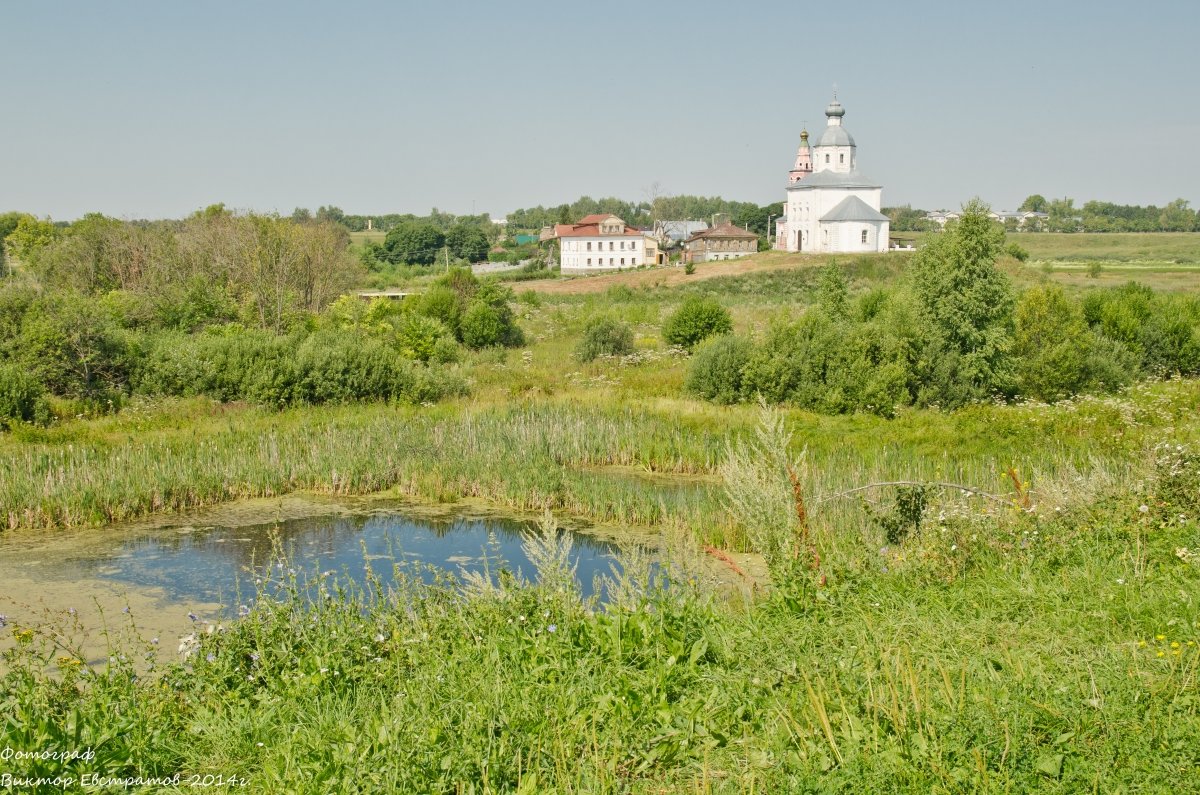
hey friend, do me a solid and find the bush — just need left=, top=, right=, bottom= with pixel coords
left=685, top=335, right=753, bottom=404
left=133, top=328, right=467, bottom=407
left=460, top=303, right=508, bottom=349
left=575, top=317, right=635, bottom=362
left=14, top=293, right=134, bottom=401
left=662, top=295, right=732, bottom=350
left=1013, top=285, right=1091, bottom=402
left=0, top=362, right=51, bottom=428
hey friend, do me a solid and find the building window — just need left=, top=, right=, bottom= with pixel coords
left=609, top=242, right=614, bottom=251
left=825, top=154, right=830, bottom=163
left=840, top=153, right=844, bottom=164
left=861, top=230, right=868, bottom=244
left=620, top=258, right=625, bottom=265
left=586, top=242, right=592, bottom=251
left=587, top=258, right=592, bottom=265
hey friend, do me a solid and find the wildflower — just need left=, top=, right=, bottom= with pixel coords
left=1138, top=505, right=1149, bottom=514
left=1116, top=578, right=1125, bottom=585
left=122, top=606, right=130, bottom=614
left=238, top=605, right=250, bottom=617
left=188, top=612, right=199, bottom=622
left=1138, top=640, right=1147, bottom=647
left=1171, top=641, right=1181, bottom=649
left=547, top=624, right=557, bottom=634
left=1156, top=634, right=1166, bottom=641
left=206, top=653, right=216, bottom=663
left=256, top=742, right=264, bottom=748
left=249, top=652, right=260, bottom=662
left=374, top=634, right=385, bottom=643
left=518, top=615, right=525, bottom=623
left=68, top=607, right=76, bottom=616
left=151, top=637, right=159, bottom=645
left=0, top=614, right=6, bottom=628
left=1157, top=651, right=1165, bottom=657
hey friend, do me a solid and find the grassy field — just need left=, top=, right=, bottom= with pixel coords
left=3, top=238, right=1200, bottom=791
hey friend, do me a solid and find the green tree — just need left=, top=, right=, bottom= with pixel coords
left=911, top=198, right=1015, bottom=400
left=384, top=223, right=445, bottom=265
left=6, top=216, right=60, bottom=263
left=1018, top=194, right=1047, bottom=213
left=817, top=262, right=850, bottom=319
left=446, top=224, right=490, bottom=262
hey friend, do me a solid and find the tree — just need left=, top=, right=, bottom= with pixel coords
left=6, top=216, right=60, bottom=263
left=383, top=222, right=445, bottom=265
left=446, top=224, right=489, bottom=262
left=1018, top=194, right=1047, bottom=213
left=911, top=198, right=1015, bottom=400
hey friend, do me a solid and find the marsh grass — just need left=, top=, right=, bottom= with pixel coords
left=3, top=455, right=1198, bottom=792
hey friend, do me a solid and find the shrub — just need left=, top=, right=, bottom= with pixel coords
left=14, top=293, right=133, bottom=400
left=575, top=317, right=635, bottom=362
left=685, top=334, right=753, bottom=404
left=1013, top=285, right=1091, bottom=401
left=662, top=295, right=732, bottom=350
left=684, top=262, right=696, bottom=275
left=134, top=328, right=467, bottom=407
left=460, top=303, right=508, bottom=349
left=0, top=362, right=51, bottom=428
left=392, top=313, right=457, bottom=363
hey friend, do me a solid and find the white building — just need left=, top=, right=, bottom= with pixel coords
left=545, top=214, right=651, bottom=273
left=775, top=97, right=890, bottom=253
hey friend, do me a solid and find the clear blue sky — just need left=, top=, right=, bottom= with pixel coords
left=4, top=0, right=1198, bottom=220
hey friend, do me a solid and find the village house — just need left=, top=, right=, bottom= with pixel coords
left=541, top=214, right=656, bottom=273
left=683, top=221, right=759, bottom=263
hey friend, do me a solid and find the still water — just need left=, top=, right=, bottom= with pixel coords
left=68, top=511, right=630, bottom=611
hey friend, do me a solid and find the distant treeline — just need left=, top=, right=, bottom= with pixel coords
left=289, top=197, right=787, bottom=237
left=885, top=196, right=1199, bottom=233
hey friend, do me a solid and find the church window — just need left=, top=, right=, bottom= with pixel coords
left=825, top=154, right=830, bottom=163
left=861, top=230, right=868, bottom=244
left=840, top=153, right=844, bottom=164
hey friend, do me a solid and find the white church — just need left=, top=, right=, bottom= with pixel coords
left=774, top=97, right=890, bottom=253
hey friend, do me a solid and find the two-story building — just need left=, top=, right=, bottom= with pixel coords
left=683, top=222, right=759, bottom=263
left=544, top=214, right=653, bottom=273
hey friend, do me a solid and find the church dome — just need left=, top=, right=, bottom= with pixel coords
left=816, top=125, right=855, bottom=147
left=825, top=99, right=845, bottom=118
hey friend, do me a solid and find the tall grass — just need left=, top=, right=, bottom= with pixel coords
left=3, top=448, right=1198, bottom=791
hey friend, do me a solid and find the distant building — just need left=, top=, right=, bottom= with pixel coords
left=775, top=96, right=890, bottom=253
left=683, top=222, right=759, bottom=263
left=543, top=214, right=652, bottom=273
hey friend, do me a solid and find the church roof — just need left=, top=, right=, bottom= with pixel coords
left=786, top=169, right=881, bottom=190
left=819, top=195, right=889, bottom=223
left=815, top=125, right=855, bottom=147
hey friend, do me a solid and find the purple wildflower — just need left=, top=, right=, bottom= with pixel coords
left=206, top=653, right=216, bottom=663
left=188, top=612, right=199, bottom=622
left=0, top=615, right=6, bottom=628
left=238, top=605, right=251, bottom=618
left=547, top=624, right=557, bottom=634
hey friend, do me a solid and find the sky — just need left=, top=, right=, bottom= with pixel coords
left=3, top=0, right=1198, bottom=221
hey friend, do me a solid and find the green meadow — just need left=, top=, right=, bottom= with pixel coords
left=3, top=220, right=1200, bottom=792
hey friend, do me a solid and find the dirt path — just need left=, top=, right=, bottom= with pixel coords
left=518, top=252, right=824, bottom=294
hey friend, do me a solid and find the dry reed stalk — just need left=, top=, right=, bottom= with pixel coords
left=702, top=545, right=747, bottom=578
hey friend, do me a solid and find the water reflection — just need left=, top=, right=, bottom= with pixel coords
left=74, top=512, right=628, bottom=611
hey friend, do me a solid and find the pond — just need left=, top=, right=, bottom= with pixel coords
left=0, top=497, right=650, bottom=663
